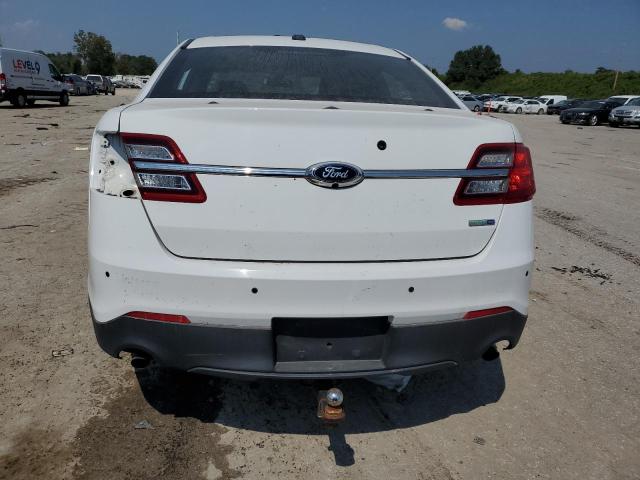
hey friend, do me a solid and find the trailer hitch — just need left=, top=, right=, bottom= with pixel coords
left=317, top=387, right=345, bottom=424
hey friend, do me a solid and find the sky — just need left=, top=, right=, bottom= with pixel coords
left=0, top=0, right=638, bottom=73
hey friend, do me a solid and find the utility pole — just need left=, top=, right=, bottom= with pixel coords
left=612, top=70, right=619, bottom=92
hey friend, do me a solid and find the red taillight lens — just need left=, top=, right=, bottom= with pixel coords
left=126, top=311, right=191, bottom=324
left=0, top=73, right=6, bottom=91
left=454, top=143, right=535, bottom=206
left=463, top=306, right=513, bottom=320
left=121, top=133, right=206, bottom=203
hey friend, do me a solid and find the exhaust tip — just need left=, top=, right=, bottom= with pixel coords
left=130, top=353, right=151, bottom=369
left=482, top=345, right=500, bottom=362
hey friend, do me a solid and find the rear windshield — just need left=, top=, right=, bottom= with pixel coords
left=149, top=46, right=459, bottom=109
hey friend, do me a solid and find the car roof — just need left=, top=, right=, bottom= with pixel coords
left=187, top=35, right=406, bottom=59
left=0, top=47, right=48, bottom=56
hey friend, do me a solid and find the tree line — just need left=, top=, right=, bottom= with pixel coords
left=439, top=45, right=639, bottom=98
left=36, top=30, right=157, bottom=76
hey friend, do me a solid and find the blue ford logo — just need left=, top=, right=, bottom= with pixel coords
left=306, top=162, right=364, bottom=189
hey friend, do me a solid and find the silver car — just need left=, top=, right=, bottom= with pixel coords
left=609, top=97, right=640, bottom=127
left=460, top=95, right=483, bottom=112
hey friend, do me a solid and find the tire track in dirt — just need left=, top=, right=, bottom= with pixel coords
left=535, top=207, right=640, bottom=267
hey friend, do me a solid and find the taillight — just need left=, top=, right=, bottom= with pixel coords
left=454, top=143, right=535, bottom=205
left=126, top=311, right=191, bottom=324
left=121, top=133, right=206, bottom=203
left=0, top=73, right=6, bottom=91
left=463, top=306, right=513, bottom=320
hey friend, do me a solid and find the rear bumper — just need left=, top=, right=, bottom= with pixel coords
left=92, top=309, right=527, bottom=379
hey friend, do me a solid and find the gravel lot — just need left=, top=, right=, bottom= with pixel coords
left=1, top=91, right=638, bottom=480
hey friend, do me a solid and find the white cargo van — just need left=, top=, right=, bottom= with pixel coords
left=0, top=48, right=69, bottom=108
left=537, top=95, right=567, bottom=106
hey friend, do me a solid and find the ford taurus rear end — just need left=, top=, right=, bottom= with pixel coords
left=88, top=36, right=535, bottom=379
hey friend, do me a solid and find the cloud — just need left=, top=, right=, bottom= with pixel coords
left=442, top=17, right=468, bottom=31
left=11, top=19, right=39, bottom=32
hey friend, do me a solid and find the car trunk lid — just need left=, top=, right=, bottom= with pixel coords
left=119, top=99, right=514, bottom=262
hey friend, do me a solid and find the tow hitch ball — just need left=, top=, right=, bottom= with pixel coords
left=317, top=388, right=345, bottom=424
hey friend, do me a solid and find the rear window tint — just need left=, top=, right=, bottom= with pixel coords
left=149, top=46, right=459, bottom=109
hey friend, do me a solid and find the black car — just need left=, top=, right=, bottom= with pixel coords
left=560, top=100, right=623, bottom=126
left=547, top=99, right=584, bottom=115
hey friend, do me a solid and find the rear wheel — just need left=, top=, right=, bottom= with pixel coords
left=13, top=92, right=27, bottom=108
left=473, top=105, right=480, bottom=112
left=537, top=109, right=544, bottom=115
left=59, top=92, right=69, bottom=106
left=589, top=115, right=599, bottom=126
left=516, top=107, right=523, bottom=114
left=26, top=99, right=36, bottom=106
left=561, top=119, right=569, bottom=124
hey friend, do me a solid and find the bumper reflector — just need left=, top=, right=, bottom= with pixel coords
left=126, top=311, right=191, bottom=324
left=463, top=306, right=513, bottom=320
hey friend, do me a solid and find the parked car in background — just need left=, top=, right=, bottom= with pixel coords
left=547, top=99, right=584, bottom=115
left=537, top=95, right=567, bottom=106
left=475, top=94, right=494, bottom=102
left=484, top=96, right=522, bottom=112
left=0, top=48, right=69, bottom=107
left=85, top=79, right=97, bottom=95
left=85, top=74, right=116, bottom=95
left=63, top=74, right=89, bottom=95
left=607, top=95, right=640, bottom=105
left=460, top=94, right=483, bottom=111
left=505, top=99, right=547, bottom=114
left=85, top=74, right=106, bottom=92
left=609, top=97, right=640, bottom=128
left=103, top=77, right=116, bottom=95
left=560, top=100, right=623, bottom=126
left=89, top=35, right=535, bottom=380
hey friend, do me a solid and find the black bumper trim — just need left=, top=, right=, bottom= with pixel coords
left=92, top=310, right=527, bottom=379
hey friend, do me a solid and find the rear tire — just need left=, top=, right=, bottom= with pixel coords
left=589, top=115, right=598, bottom=126
left=473, top=105, right=480, bottom=112
left=538, top=109, right=544, bottom=115
left=561, top=119, right=569, bottom=124
left=59, top=92, right=69, bottom=106
left=13, top=92, right=27, bottom=108
left=516, top=107, right=523, bottom=114
left=26, top=99, right=36, bottom=106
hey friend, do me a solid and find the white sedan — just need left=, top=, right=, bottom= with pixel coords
left=505, top=99, right=547, bottom=114
left=88, top=35, right=535, bottom=380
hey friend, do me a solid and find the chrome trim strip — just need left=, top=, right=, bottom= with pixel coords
left=132, top=161, right=509, bottom=179
left=364, top=168, right=509, bottom=178
left=133, top=161, right=307, bottom=178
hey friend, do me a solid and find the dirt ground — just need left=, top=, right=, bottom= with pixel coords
left=1, top=90, right=639, bottom=480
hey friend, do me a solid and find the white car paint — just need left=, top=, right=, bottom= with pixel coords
left=537, top=95, right=567, bottom=106
left=484, top=96, right=522, bottom=112
left=88, top=36, right=535, bottom=378
left=505, top=99, right=547, bottom=114
left=0, top=48, right=68, bottom=106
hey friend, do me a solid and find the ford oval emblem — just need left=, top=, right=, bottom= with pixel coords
left=306, top=162, right=364, bottom=189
